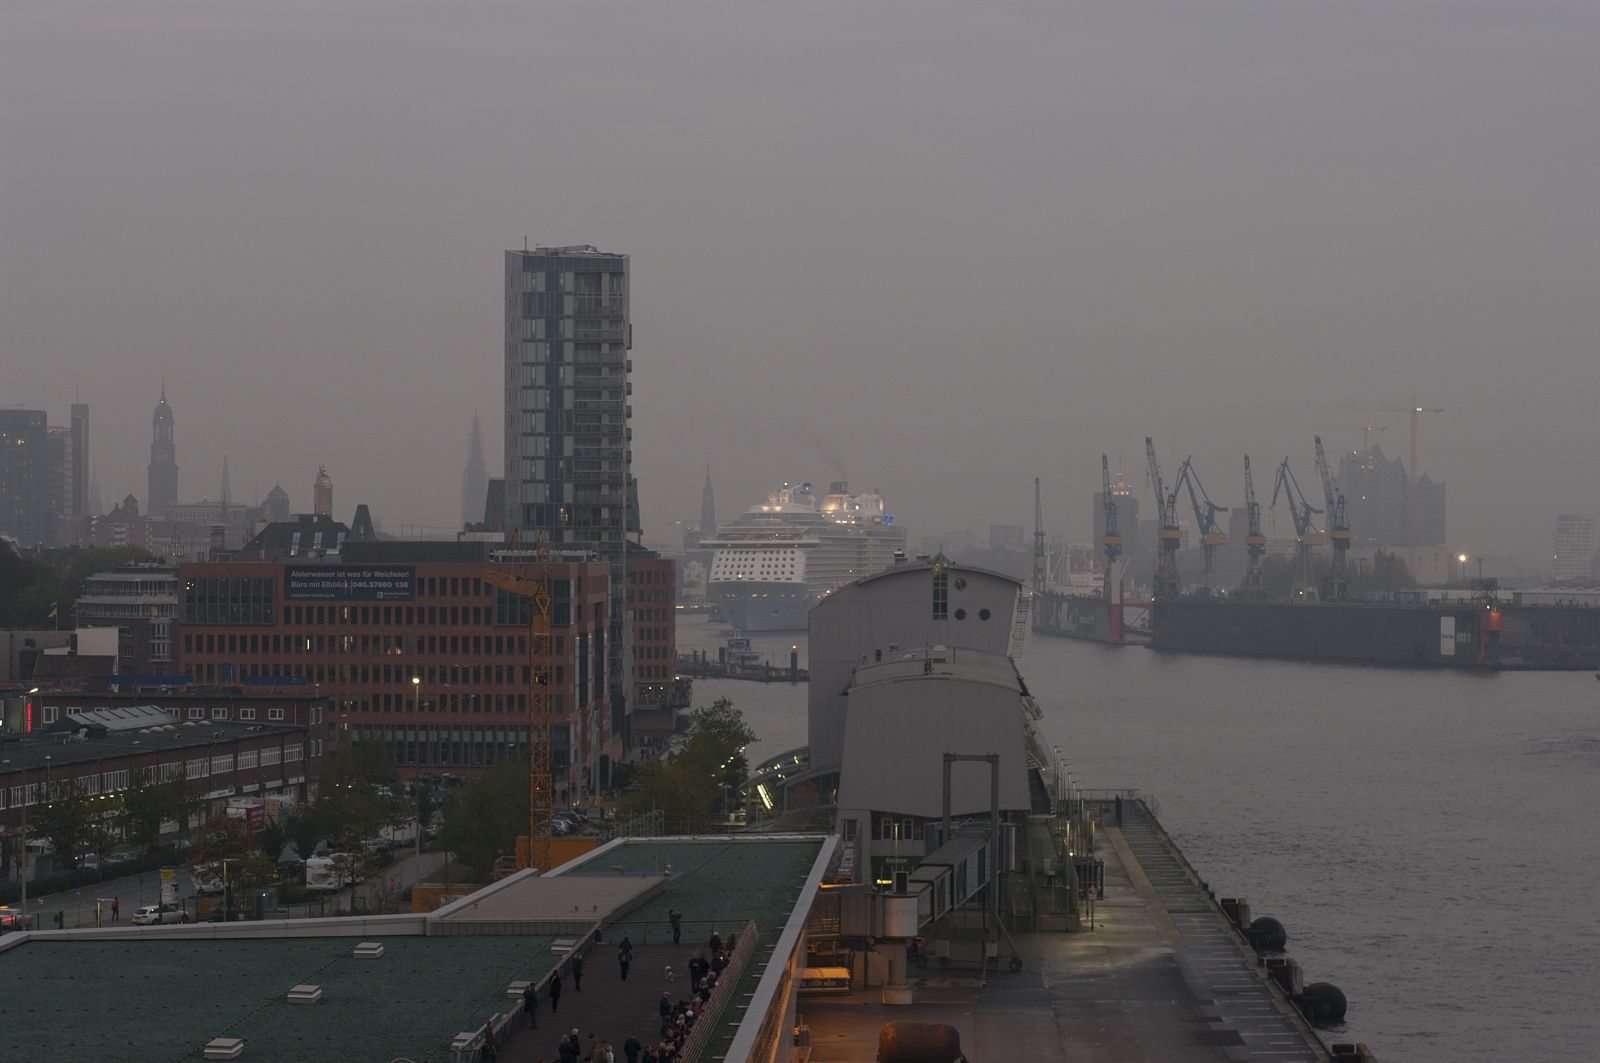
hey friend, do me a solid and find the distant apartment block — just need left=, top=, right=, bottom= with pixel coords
left=1552, top=514, right=1596, bottom=580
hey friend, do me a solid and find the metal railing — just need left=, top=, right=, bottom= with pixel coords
left=678, top=919, right=758, bottom=1063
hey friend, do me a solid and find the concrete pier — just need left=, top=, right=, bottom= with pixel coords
left=801, top=799, right=1330, bottom=1061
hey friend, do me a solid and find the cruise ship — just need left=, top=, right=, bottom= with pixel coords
left=704, top=480, right=907, bottom=631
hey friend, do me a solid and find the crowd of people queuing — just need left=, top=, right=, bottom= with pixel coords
left=504, top=925, right=742, bottom=1063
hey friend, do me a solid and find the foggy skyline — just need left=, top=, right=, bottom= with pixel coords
left=5, top=2, right=1598, bottom=559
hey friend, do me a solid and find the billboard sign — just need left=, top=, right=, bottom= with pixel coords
left=285, top=566, right=416, bottom=602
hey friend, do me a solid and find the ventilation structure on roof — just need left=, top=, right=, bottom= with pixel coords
left=203, top=1037, right=244, bottom=1060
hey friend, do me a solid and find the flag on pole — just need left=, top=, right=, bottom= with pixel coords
left=47, top=603, right=58, bottom=620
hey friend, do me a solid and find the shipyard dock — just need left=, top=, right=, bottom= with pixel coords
left=800, top=798, right=1344, bottom=1061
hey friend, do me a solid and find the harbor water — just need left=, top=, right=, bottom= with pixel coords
left=677, top=614, right=1600, bottom=1061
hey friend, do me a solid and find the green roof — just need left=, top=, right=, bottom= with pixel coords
left=564, top=838, right=823, bottom=936
left=2, top=935, right=555, bottom=1060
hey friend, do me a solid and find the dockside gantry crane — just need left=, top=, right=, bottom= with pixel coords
left=1099, top=454, right=1123, bottom=600
left=1270, top=458, right=1323, bottom=601
left=1241, top=455, right=1267, bottom=594
left=1313, top=435, right=1352, bottom=601
left=1146, top=437, right=1182, bottom=601
left=483, top=533, right=555, bottom=872
left=1171, top=457, right=1228, bottom=592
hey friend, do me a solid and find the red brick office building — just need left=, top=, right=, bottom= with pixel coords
left=175, top=542, right=621, bottom=797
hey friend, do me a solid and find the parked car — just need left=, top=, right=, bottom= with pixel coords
left=130, top=904, right=188, bottom=925
left=0, top=906, right=25, bottom=932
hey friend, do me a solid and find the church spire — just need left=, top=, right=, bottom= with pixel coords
left=220, top=455, right=231, bottom=506
left=700, top=461, right=717, bottom=534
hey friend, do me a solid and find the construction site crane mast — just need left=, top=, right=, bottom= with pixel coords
left=1171, top=457, right=1228, bottom=592
left=1241, top=455, right=1267, bottom=594
left=1032, top=477, right=1046, bottom=595
left=1099, top=455, right=1123, bottom=600
left=1313, top=435, right=1352, bottom=601
left=483, top=533, right=554, bottom=872
left=1146, top=437, right=1181, bottom=601
left=1270, top=458, right=1323, bottom=601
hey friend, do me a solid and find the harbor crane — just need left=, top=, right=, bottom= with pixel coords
left=1241, top=455, right=1266, bottom=594
left=1099, top=454, right=1124, bottom=600
left=1270, top=458, right=1323, bottom=601
left=1171, top=457, right=1228, bottom=593
left=1313, top=436, right=1352, bottom=601
left=483, top=532, right=555, bottom=873
left=1146, top=437, right=1182, bottom=601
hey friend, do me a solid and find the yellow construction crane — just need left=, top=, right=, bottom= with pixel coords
left=484, top=532, right=555, bottom=872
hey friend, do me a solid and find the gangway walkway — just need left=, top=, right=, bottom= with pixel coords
left=1111, top=800, right=1323, bottom=1061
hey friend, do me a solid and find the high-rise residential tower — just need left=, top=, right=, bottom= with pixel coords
left=0, top=409, right=48, bottom=546
left=1553, top=514, right=1596, bottom=581
left=70, top=402, right=89, bottom=523
left=147, top=384, right=178, bottom=518
left=504, top=244, right=636, bottom=732
left=462, top=412, right=489, bottom=528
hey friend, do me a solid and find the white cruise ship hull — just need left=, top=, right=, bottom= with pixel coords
left=709, top=580, right=818, bottom=632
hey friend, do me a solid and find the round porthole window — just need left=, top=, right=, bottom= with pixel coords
left=978, top=608, right=991, bottom=620
left=955, top=608, right=967, bottom=620
left=954, top=577, right=967, bottom=590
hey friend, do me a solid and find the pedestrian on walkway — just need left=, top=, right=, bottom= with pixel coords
left=585, top=1032, right=600, bottom=1063
left=111, top=897, right=120, bottom=922
left=618, top=936, right=633, bottom=981
left=659, top=992, right=672, bottom=1020
left=549, top=970, right=563, bottom=1013
left=668, top=908, right=682, bottom=944
left=523, top=982, right=539, bottom=1028
left=558, top=1033, right=578, bottom=1063
left=707, top=929, right=722, bottom=954
left=623, top=1036, right=641, bottom=1063
left=570, top=951, right=584, bottom=991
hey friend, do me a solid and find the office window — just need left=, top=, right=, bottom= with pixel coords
left=188, top=707, right=205, bottom=720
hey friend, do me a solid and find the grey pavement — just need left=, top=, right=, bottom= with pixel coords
left=499, top=944, right=691, bottom=1063
left=801, top=804, right=1326, bottom=1062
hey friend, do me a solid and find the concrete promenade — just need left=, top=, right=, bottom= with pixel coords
left=499, top=943, right=686, bottom=1063
left=801, top=801, right=1326, bottom=1061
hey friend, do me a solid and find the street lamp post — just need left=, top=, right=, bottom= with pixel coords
left=1457, top=553, right=1469, bottom=585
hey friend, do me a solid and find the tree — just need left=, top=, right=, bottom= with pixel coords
left=189, top=814, right=277, bottom=905
left=306, top=742, right=411, bottom=854
left=437, top=759, right=529, bottom=879
left=620, top=699, right=757, bottom=823
left=30, top=779, right=98, bottom=871
left=117, top=768, right=191, bottom=852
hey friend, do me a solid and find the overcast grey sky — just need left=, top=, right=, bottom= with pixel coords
left=4, top=1, right=1597, bottom=557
